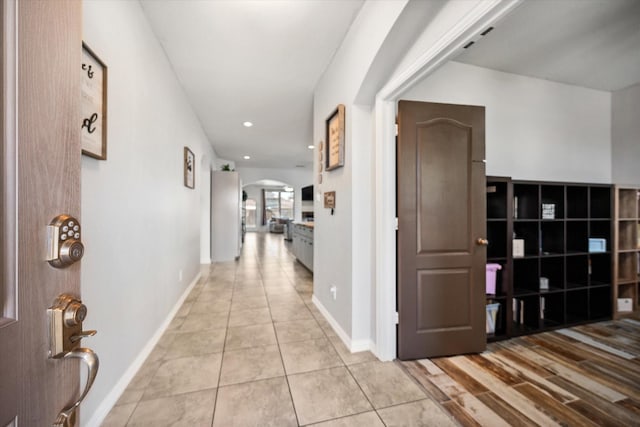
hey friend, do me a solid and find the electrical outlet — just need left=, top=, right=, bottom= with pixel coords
left=330, top=285, right=337, bottom=300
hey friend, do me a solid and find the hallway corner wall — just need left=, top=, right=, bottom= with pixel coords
left=313, top=0, right=408, bottom=349
left=612, top=83, right=640, bottom=185
left=81, top=2, right=217, bottom=425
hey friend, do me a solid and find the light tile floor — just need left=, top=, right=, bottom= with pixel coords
left=101, top=232, right=455, bottom=426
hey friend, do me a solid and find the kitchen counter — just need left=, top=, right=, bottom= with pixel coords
left=293, top=221, right=314, bottom=229
left=292, top=222, right=313, bottom=272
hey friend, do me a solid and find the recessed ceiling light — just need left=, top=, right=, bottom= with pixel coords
left=243, top=121, right=253, bottom=128
left=308, top=145, right=314, bottom=149
left=243, top=155, right=251, bottom=160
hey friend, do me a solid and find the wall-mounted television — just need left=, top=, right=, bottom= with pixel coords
left=301, top=185, right=313, bottom=201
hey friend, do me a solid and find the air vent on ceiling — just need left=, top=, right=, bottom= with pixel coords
left=480, top=26, right=494, bottom=36
left=463, top=41, right=475, bottom=49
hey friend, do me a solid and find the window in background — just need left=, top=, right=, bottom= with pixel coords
left=264, top=189, right=295, bottom=221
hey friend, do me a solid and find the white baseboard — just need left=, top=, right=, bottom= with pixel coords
left=312, top=295, right=373, bottom=354
left=84, top=272, right=201, bottom=427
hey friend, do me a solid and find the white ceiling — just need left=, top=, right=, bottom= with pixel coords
left=140, top=0, right=363, bottom=169
left=456, top=0, right=640, bottom=92
left=141, top=0, right=639, bottom=170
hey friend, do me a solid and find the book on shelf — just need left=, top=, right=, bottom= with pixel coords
left=540, top=296, right=545, bottom=319
left=513, top=298, right=525, bottom=324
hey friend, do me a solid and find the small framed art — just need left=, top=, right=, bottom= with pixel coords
left=81, top=42, right=108, bottom=160
left=184, top=147, right=195, bottom=189
left=325, top=104, right=345, bottom=171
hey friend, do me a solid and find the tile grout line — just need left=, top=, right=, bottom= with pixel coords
left=209, top=264, right=236, bottom=427
left=262, top=264, right=304, bottom=427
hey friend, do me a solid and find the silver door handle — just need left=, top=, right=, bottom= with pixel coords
left=53, top=348, right=99, bottom=427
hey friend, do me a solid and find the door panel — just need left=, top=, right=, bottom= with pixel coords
left=398, top=100, right=486, bottom=360
left=0, top=0, right=82, bottom=425
left=416, top=269, right=470, bottom=330
left=417, top=119, right=471, bottom=254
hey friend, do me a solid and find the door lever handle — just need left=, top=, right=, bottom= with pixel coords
left=53, top=348, right=99, bottom=427
left=69, top=330, right=97, bottom=343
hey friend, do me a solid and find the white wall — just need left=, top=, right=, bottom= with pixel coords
left=313, top=0, right=408, bottom=346
left=81, top=2, right=218, bottom=425
left=612, top=83, right=640, bottom=185
left=236, top=166, right=313, bottom=223
left=402, top=61, right=612, bottom=183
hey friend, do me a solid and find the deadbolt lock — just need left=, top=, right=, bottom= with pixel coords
left=48, top=294, right=96, bottom=358
left=47, top=214, right=84, bottom=268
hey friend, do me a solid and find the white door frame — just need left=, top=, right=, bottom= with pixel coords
left=374, top=0, right=522, bottom=361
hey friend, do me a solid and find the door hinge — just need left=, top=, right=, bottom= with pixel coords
left=395, top=123, right=398, bottom=136
left=394, top=217, right=398, bottom=230
left=394, top=312, right=399, bottom=324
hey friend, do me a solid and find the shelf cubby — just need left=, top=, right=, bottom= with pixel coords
left=590, top=286, right=612, bottom=320
left=618, top=220, right=637, bottom=251
left=589, top=253, right=611, bottom=286
left=486, top=297, right=508, bottom=339
left=487, top=221, right=508, bottom=259
left=513, top=221, right=539, bottom=256
left=617, top=251, right=638, bottom=283
left=513, top=184, right=539, bottom=220
left=566, top=289, right=589, bottom=324
left=566, top=221, right=588, bottom=253
left=590, top=186, right=611, bottom=219
left=487, top=181, right=508, bottom=219
left=618, top=188, right=638, bottom=219
left=541, top=185, right=565, bottom=219
left=513, top=258, right=539, bottom=294
left=540, top=256, right=564, bottom=291
left=512, top=295, right=541, bottom=332
left=566, top=255, right=589, bottom=288
left=567, top=186, right=589, bottom=219
left=589, top=220, right=611, bottom=252
left=541, top=221, right=564, bottom=255
left=541, top=292, right=564, bottom=327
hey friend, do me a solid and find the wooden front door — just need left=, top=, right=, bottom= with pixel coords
left=397, top=100, right=486, bottom=360
left=1, top=0, right=84, bottom=425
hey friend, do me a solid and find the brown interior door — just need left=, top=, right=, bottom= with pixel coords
left=0, top=0, right=83, bottom=425
left=397, top=100, right=486, bottom=360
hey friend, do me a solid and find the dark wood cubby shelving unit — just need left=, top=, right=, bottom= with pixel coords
left=486, top=177, right=613, bottom=341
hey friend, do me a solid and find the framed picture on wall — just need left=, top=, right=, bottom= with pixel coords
left=325, top=104, right=345, bottom=171
left=184, top=147, right=195, bottom=189
left=81, top=42, right=108, bottom=160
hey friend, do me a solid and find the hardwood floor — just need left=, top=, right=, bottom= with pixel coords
left=402, top=318, right=640, bottom=426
